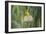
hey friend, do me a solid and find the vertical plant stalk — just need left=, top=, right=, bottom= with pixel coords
left=17, top=6, right=19, bottom=16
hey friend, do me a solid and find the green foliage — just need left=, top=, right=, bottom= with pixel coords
left=11, top=5, right=41, bottom=28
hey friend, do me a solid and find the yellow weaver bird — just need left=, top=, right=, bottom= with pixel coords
left=24, top=9, right=30, bottom=16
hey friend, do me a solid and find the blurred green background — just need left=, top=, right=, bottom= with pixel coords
left=11, top=5, right=41, bottom=28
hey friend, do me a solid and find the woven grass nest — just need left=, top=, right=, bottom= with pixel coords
left=24, top=15, right=33, bottom=22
